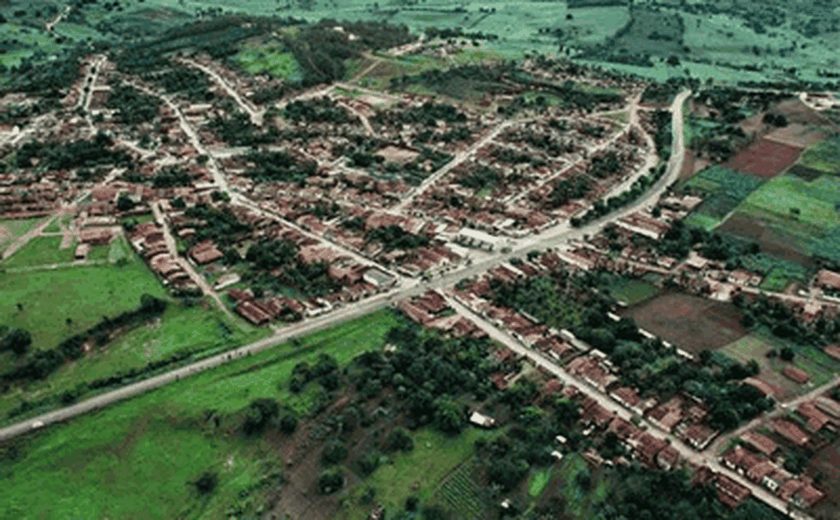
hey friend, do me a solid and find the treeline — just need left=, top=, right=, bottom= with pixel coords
left=2, top=295, right=167, bottom=385
left=284, top=20, right=415, bottom=86
left=284, top=97, right=351, bottom=124
left=3, top=45, right=90, bottom=101
left=183, top=203, right=251, bottom=246
left=16, top=132, right=132, bottom=170
left=105, top=84, right=161, bottom=126
left=424, top=27, right=499, bottom=41
left=243, top=150, right=318, bottom=185
left=375, top=102, right=467, bottom=127
left=367, top=225, right=430, bottom=251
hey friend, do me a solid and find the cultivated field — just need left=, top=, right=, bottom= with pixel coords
left=682, top=166, right=763, bottom=227
left=718, top=214, right=814, bottom=267
left=619, top=292, right=748, bottom=353
left=800, top=135, right=840, bottom=175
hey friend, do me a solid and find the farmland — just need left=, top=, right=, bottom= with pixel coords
left=619, top=292, right=748, bottom=353
left=682, top=166, right=764, bottom=227
left=0, top=310, right=401, bottom=519
left=800, top=135, right=840, bottom=175
left=732, top=174, right=840, bottom=256
left=431, top=460, right=489, bottom=520
left=723, top=139, right=803, bottom=179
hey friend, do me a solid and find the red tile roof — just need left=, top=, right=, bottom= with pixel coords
left=740, top=432, right=779, bottom=457
left=796, top=401, right=832, bottom=432
left=773, top=419, right=810, bottom=447
left=782, top=366, right=811, bottom=385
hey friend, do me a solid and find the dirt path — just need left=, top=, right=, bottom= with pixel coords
left=178, top=57, right=264, bottom=126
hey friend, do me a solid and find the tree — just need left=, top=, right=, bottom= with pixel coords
left=0, top=328, right=33, bottom=356
left=434, top=397, right=465, bottom=434
left=779, top=346, right=795, bottom=362
left=318, top=469, right=345, bottom=494
left=279, top=414, right=298, bottom=434
left=194, top=471, right=218, bottom=495
left=666, top=55, right=681, bottom=66
left=116, top=193, right=135, bottom=211
left=242, top=398, right=280, bottom=435
left=322, top=440, right=348, bottom=465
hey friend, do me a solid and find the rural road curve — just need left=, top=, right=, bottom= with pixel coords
left=0, top=90, right=691, bottom=440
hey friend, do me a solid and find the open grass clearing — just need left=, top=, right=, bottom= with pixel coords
left=528, top=467, right=552, bottom=497
left=608, top=277, right=660, bottom=305
left=0, top=259, right=167, bottom=354
left=2, top=235, right=76, bottom=268
left=0, top=309, right=401, bottom=519
left=236, top=44, right=303, bottom=82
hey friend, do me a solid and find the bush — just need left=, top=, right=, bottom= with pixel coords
left=779, top=346, right=795, bottom=362
left=322, top=440, right=348, bottom=465
left=279, top=414, right=298, bottom=434
left=194, top=471, right=218, bottom=495
left=318, top=469, right=345, bottom=494
left=384, top=427, right=414, bottom=453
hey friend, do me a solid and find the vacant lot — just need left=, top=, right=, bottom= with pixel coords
left=718, top=335, right=799, bottom=400
left=723, top=139, right=803, bottom=179
left=619, top=292, right=747, bottom=353
left=237, top=44, right=303, bottom=81
left=763, top=123, right=827, bottom=149
left=609, top=277, right=660, bottom=305
left=808, top=437, right=840, bottom=520
left=0, top=310, right=400, bottom=519
left=0, top=217, right=45, bottom=253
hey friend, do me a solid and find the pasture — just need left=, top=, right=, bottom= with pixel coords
left=619, top=292, right=748, bottom=353
left=0, top=262, right=167, bottom=353
left=608, top=277, right=660, bottom=305
left=0, top=309, right=401, bottom=519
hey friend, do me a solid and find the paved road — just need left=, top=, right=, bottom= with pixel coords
left=180, top=57, right=264, bottom=126
left=446, top=297, right=816, bottom=520
left=0, top=90, right=689, bottom=439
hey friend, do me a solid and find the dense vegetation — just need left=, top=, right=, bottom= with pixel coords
left=243, top=239, right=341, bottom=298
left=105, top=84, right=161, bottom=126
left=367, top=225, right=430, bottom=252
left=243, top=150, right=318, bottom=185
left=16, top=133, right=132, bottom=171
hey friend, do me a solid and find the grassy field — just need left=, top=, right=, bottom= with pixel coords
left=0, top=260, right=168, bottom=353
left=0, top=217, right=46, bottom=253
left=342, top=428, right=493, bottom=520
left=556, top=452, right=611, bottom=519
left=800, top=135, right=840, bottom=174
left=683, top=166, right=764, bottom=227
left=2, top=235, right=76, bottom=268
left=0, top=309, right=401, bottom=519
left=236, top=44, right=303, bottom=81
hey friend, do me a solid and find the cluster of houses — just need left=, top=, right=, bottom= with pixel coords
left=397, top=289, right=488, bottom=339
left=128, top=222, right=197, bottom=291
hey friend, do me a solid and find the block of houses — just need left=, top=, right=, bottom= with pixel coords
left=746, top=460, right=778, bottom=484
left=796, top=401, right=833, bottom=433
left=609, top=386, right=646, bottom=416
left=762, top=467, right=792, bottom=493
left=682, top=423, right=718, bottom=451
left=628, top=433, right=668, bottom=469
left=579, top=398, right=616, bottom=429
left=722, top=446, right=761, bottom=476
left=739, top=432, right=779, bottom=458
left=715, top=475, right=751, bottom=508
left=815, top=396, right=840, bottom=419
left=773, top=419, right=810, bottom=448
left=656, top=445, right=680, bottom=471
left=189, top=241, right=224, bottom=265
left=79, top=227, right=113, bottom=245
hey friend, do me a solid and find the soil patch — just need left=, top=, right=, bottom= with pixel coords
left=788, top=164, right=824, bottom=182
left=774, top=99, right=833, bottom=127
left=723, top=138, right=803, bottom=179
left=764, top=123, right=828, bottom=149
left=618, top=292, right=747, bottom=353
left=717, top=214, right=814, bottom=267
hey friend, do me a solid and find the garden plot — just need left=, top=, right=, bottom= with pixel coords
left=800, top=134, right=840, bottom=175
left=682, top=166, right=763, bottom=227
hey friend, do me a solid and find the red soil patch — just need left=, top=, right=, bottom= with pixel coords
left=764, top=123, right=828, bottom=149
left=618, top=292, right=748, bottom=353
left=723, top=138, right=803, bottom=179
left=808, top=439, right=840, bottom=519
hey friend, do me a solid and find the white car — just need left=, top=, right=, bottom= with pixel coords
left=31, top=421, right=44, bottom=430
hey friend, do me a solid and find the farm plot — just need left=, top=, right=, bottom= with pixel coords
left=682, top=166, right=763, bottom=226
left=619, top=292, right=748, bottom=353
left=763, top=123, right=827, bottom=149
left=733, top=174, right=840, bottom=253
left=800, top=134, right=840, bottom=175
left=722, top=138, right=803, bottom=179
left=1, top=236, right=77, bottom=268
left=718, top=214, right=814, bottom=267
left=430, top=459, right=489, bottom=520
left=718, top=335, right=800, bottom=400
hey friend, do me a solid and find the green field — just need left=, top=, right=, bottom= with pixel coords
left=431, top=459, right=488, bottom=519
left=0, top=260, right=168, bottom=353
left=734, top=174, right=840, bottom=249
left=556, top=452, right=612, bottom=519
left=343, top=428, right=493, bottom=520
left=800, top=135, right=840, bottom=174
left=609, top=278, right=660, bottom=305
left=0, top=310, right=401, bottom=519
left=684, top=211, right=721, bottom=230
left=0, top=217, right=46, bottom=253
left=738, top=254, right=812, bottom=292
left=236, top=44, right=303, bottom=81
left=2, top=235, right=77, bottom=268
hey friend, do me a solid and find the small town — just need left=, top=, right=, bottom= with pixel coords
left=1, top=9, right=840, bottom=520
